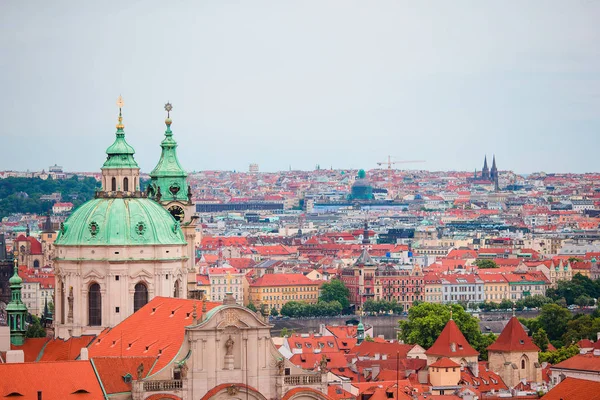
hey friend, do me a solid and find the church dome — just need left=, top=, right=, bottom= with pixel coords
left=55, top=197, right=187, bottom=246
left=350, top=169, right=374, bottom=201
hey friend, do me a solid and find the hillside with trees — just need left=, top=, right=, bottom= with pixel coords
left=0, top=176, right=100, bottom=218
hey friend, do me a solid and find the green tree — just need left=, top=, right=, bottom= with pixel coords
left=475, top=259, right=498, bottom=269
left=365, top=334, right=374, bottom=342
left=473, top=333, right=497, bottom=361
left=319, top=279, right=350, bottom=310
left=532, top=328, right=550, bottom=352
left=498, top=299, right=514, bottom=310
left=281, top=301, right=305, bottom=318
left=399, top=303, right=481, bottom=350
left=575, top=295, right=593, bottom=308
left=538, top=304, right=571, bottom=345
left=271, top=307, right=279, bottom=317
left=539, top=344, right=580, bottom=364
left=280, top=327, right=294, bottom=337
left=246, top=302, right=257, bottom=312
left=25, top=315, right=46, bottom=338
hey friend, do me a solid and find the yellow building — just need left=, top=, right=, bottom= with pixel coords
left=479, top=273, right=509, bottom=302
left=424, top=273, right=443, bottom=303
left=249, top=273, right=319, bottom=311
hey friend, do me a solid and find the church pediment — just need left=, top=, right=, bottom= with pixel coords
left=83, top=268, right=106, bottom=281
left=188, top=305, right=270, bottom=331
left=130, top=268, right=153, bottom=280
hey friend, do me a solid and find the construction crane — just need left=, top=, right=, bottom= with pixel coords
left=376, top=156, right=426, bottom=199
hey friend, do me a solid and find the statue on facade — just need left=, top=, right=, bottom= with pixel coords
left=67, top=286, right=74, bottom=323
left=137, top=363, right=144, bottom=380
left=187, top=185, right=193, bottom=204
left=180, top=361, right=188, bottom=379
left=276, top=358, right=285, bottom=376
left=319, top=354, right=328, bottom=372
left=225, top=335, right=234, bottom=355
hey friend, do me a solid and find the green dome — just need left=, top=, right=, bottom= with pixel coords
left=55, top=197, right=186, bottom=246
left=9, top=266, right=22, bottom=285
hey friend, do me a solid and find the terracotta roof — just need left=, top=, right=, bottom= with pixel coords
left=543, top=377, right=600, bottom=400
left=429, top=357, right=460, bottom=368
left=11, top=337, right=50, bottom=362
left=38, top=336, right=95, bottom=361
left=92, top=356, right=156, bottom=394
left=425, top=320, right=479, bottom=357
left=349, top=342, right=415, bottom=359
left=487, top=317, right=539, bottom=353
left=289, top=352, right=349, bottom=370
left=88, top=296, right=219, bottom=375
left=15, top=235, right=42, bottom=254
left=328, top=385, right=355, bottom=400
left=251, top=273, right=317, bottom=287
left=553, top=353, right=600, bottom=372
left=0, top=360, right=104, bottom=399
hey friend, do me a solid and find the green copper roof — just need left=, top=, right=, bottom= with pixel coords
left=149, top=119, right=189, bottom=203
left=102, top=118, right=139, bottom=170
left=150, top=122, right=187, bottom=178
left=55, top=197, right=186, bottom=246
left=9, top=264, right=23, bottom=285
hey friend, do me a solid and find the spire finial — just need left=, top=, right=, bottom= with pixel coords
left=116, top=95, right=125, bottom=130
left=192, top=302, right=197, bottom=323
left=164, top=102, right=173, bottom=127
left=512, top=303, right=516, bottom=317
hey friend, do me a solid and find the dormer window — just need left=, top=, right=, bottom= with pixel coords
left=296, top=343, right=302, bottom=349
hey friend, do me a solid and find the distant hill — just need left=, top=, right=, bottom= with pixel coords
left=0, top=176, right=100, bottom=218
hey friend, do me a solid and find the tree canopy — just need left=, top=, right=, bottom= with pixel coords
left=319, top=279, right=350, bottom=310
left=280, top=300, right=343, bottom=318
left=475, top=259, right=498, bottom=269
left=0, top=176, right=100, bottom=218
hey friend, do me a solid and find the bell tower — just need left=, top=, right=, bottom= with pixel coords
left=149, top=103, right=197, bottom=277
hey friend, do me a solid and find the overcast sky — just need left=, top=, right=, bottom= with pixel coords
left=1, top=1, right=599, bottom=174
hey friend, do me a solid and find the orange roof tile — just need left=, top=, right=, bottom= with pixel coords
left=11, top=337, right=50, bottom=362
left=92, top=356, right=156, bottom=394
left=0, top=360, right=104, bottom=399
left=425, top=320, right=479, bottom=358
left=88, top=296, right=220, bottom=375
left=553, top=353, right=600, bottom=372
left=487, top=317, right=539, bottom=353
left=429, top=357, right=460, bottom=368
left=38, top=336, right=95, bottom=361
left=251, top=273, right=318, bottom=287
left=543, top=377, right=600, bottom=400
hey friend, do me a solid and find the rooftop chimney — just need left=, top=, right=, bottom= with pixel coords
left=6, top=350, right=24, bottom=363
left=80, top=347, right=89, bottom=361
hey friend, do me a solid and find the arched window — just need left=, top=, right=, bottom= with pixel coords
left=123, top=177, right=129, bottom=192
left=134, top=177, right=137, bottom=191
left=33, top=260, right=40, bottom=269
left=134, top=283, right=148, bottom=312
left=521, top=359, right=526, bottom=369
left=88, top=283, right=102, bottom=326
left=174, top=280, right=180, bottom=298
left=111, top=177, right=117, bottom=191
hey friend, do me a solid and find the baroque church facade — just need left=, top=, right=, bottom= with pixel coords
left=54, top=100, right=196, bottom=339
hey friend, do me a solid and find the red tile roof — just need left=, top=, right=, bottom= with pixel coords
left=15, top=235, right=42, bottom=254
left=88, top=296, right=220, bottom=375
left=425, top=320, right=479, bottom=357
left=553, top=353, right=600, bottom=372
left=487, top=317, right=539, bottom=353
left=251, top=273, right=318, bottom=287
left=38, top=335, right=95, bottom=361
left=429, top=357, right=460, bottom=368
left=349, top=342, right=415, bottom=359
left=92, top=356, right=156, bottom=394
left=543, top=377, right=600, bottom=400
left=11, top=337, right=50, bottom=362
left=0, top=360, right=104, bottom=399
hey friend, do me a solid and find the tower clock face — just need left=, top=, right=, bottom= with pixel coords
left=169, top=205, right=185, bottom=222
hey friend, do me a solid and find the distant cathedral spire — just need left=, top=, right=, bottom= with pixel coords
left=481, top=155, right=490, bottom=180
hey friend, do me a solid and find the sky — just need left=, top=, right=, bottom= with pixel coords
left=1, top=0, right=599, bottom=174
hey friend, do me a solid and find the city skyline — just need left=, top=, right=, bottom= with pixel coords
left=1, top=1, right=599, bottom=173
